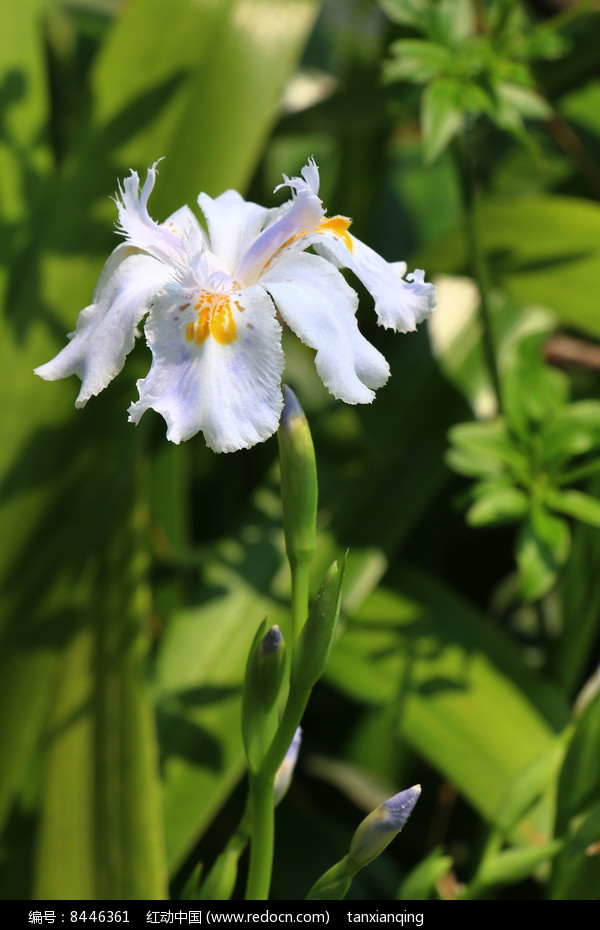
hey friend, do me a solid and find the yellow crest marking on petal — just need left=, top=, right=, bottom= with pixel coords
left=185, top=292, right=238, bottom=346
left=259, top=214, right=353, bottom=275
left=317, top=215, right=353, bottom=252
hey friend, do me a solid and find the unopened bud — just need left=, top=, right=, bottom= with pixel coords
left=277, top=385, right=317, bottom=566
left=242, top=621, right=286, bottom=771
left=291, top=558, right=345, bottom=692
left=347, top=785, right=421, bottom=874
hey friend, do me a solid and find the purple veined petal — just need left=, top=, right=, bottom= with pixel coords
left=197, top=189, right=272, bottom=274
left=128, top=284, right=285, bottom=452
left=115, top=162, right=187, bottom=266
left=315, top=232, right=436, bottom=333
left=261, top=251, right=390, bottom=404
left=34, top=249, right=173, bottom=406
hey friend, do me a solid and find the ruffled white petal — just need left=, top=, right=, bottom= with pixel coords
left=115, top=162, right=186, bottom=266
left=234, top=173, right=324, bottom=285
left=163, top=204, right=207, bottom=256
left=197, top=190, right=270, bottom=273
left=274, top=156, right=320, bottom=197
left=261, top=251, right=389, bottom=404
left=35, top=249, right=172, bottom=405
left=128, top=285, right=285, bottom=451
left=315, top=233, right=436, bottom=333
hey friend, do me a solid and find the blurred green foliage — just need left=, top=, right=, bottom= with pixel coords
left=2, top=0, right=600, bottom=903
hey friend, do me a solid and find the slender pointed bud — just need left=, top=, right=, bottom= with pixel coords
left=291, top=558, right=345, bottom=692
left=347, top=785, right=421, bottom=874
left=273, top=727, right=302, bottom=806
left=242, top=621, right=286, bottom=771
left=257, top=625, right=286, bottom=711
left=277, top=385, right=318, bottom=566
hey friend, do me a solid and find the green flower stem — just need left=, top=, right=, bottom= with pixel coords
left=245, top=774, right=275, bottom=900
left=454, top=137, right=503, bottom=413
left=244, top=683, right=311, bottom=900
left=263, top=684, right=311, bottom=779
left=290, top=557, right=311, bottom=647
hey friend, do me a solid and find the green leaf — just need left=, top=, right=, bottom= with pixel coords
left=496, top=83, right=552, bottom=121
left=546, top=488, right=600, bottom=529
left=432, top=0, right=476, bottom=43
left=516, top=508, right=570, bottom=602
left=421, top=78, right=464, bottom=163
left=430, top=196, right=600, bottom=340
left=557, top=690, right=600, bottom=831
left=522, top=26, right=569, bottom=62
left=379, top=0, right=430, bottom=31
left=326, top=567, right=568, bottom=828
left=494, top=741, right=567, bottom=834
left=552, top=691, right=600, bottom=899
left=501, top=331, right=569, bottom=440
left=466, top=485, right=529, bottom=526
left=552, top=481, right=600, bottom=693
left=384, top=40, right=454, bottom=85
left=447, top=418, right=526, bottom=478
left=397, top=847, right=453, bottom=900
left=551, top=800, right=600, bottom=900
left=421, top=193, right=600, bottom=341
left=35, top=499, right=167, bottom=899
left=474, top=840, right=563, bottom=892
left=543, top=402, right=600, bottom=464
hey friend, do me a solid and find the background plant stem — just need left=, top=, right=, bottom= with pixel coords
left=454, top=136, right=503, bottom=413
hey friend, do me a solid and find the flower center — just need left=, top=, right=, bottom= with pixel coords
left=186, top=291, right=241, bottom=346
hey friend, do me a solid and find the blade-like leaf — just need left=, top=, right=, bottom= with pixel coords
left=326, top=567, right=568, bottom=831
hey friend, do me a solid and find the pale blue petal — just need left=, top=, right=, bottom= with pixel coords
left=234, top=182, right=324, bottom=285
left=35, top=249, right=172, bottom=405
left=261, top=252, right=390, bottom=404
left=197, top=190, right=270, bottom=273
left=129, top=286, right=285, bottom=452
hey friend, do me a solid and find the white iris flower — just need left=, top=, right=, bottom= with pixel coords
left=35, top=159, right=435, bottom=453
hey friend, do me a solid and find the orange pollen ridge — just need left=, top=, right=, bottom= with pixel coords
left=185, top=291, right=241, bottom=346
left=317, top=215, right=353, bottom=252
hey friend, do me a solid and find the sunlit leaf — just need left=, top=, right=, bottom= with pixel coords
left=466, top=485, right=529, bottom=526
left=516, top=507, right=570, bottom=602
left=421, top=78, right=464, bottom=163
left=326, top=567, right=568, bottom=829
left=546, top=488, right=600, bottom=529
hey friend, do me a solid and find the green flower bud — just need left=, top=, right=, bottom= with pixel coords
left=306, top=786, right=421, bottom=900
left=242, top=622, right=286, bottom=771
left=277, top=386, right=318, bottom=566
left=291, top=558, right=345, bottom=693
left=347, top=785, right=421, bottom=874
left=257, top=624, right=286, bottom=711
